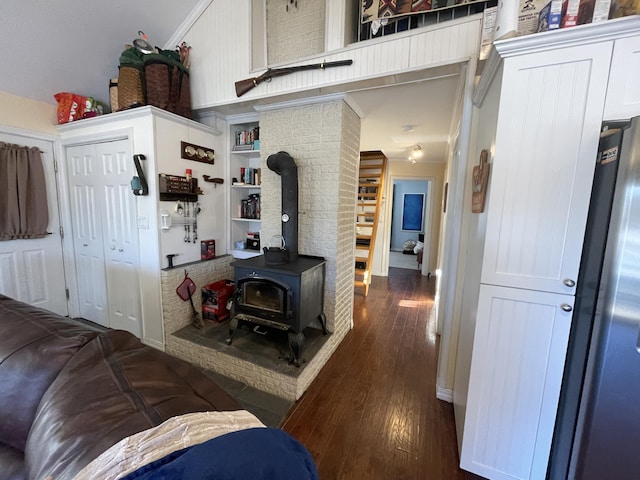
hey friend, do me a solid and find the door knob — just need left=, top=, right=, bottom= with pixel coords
left=560, top=304, right=573, bottom=312
left=563, top=279, right=576, bottom=287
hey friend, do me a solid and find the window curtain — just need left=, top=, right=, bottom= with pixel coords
left=0, top=142, right=49, bottom=240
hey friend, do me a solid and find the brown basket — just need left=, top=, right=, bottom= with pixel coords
left=176, top=70, right=192, bottom=119
left=144, top=61, right=171, bottom=110
left=109, top=77, right=119, bottom=112
left=117, top=65, right=145, bottom=110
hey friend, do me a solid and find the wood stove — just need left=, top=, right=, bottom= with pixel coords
left=225, top=151, right=327, bottom=367
left=226, top=255, right=327, bottom=366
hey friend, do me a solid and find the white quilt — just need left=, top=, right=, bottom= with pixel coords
left=72, top=410, right=265, bottom=480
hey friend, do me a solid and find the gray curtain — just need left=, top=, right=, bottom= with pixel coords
left=0, top=142, right=49, bottom=240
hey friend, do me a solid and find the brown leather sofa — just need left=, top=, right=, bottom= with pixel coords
left=0, top=295, right=241, bottom=480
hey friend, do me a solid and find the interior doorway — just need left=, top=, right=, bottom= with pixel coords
left=387, top=177, right=433, bottom=275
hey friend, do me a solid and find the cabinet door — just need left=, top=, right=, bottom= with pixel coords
left=66, top=141, right=141, bottom=337
left=460, top=284, right=573, bottom=480
left=66, top=144, right=109, bottom=326
left=603, top=35, right=640, bottom=121
left=96, top=141, right=142, bottom=336
left=481, top=42, right=613, bottom=295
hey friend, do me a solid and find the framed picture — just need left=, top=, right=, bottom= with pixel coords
left=402, top=193, right=425, bottom=231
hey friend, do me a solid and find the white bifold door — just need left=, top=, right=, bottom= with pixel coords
left=66, top=139, right=142, bottom=337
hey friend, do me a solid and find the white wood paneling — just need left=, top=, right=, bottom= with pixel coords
left=481, top=42, right=613, bottom=295
left=181, top=2, right=481, bottom=109
left=461, top=284, right=573, bottom=480
left=603, top=35, right=640, bottom=121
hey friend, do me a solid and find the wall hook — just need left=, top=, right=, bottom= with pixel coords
left=131, top=154, right=149, bottom=195
left=202, top=175, right=224, bottom=187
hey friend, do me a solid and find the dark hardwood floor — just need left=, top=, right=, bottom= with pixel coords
left=282, top=267, right=480, bottom=480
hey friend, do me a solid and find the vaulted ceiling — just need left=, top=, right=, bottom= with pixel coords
left=1, top=0, right=462, bottom=163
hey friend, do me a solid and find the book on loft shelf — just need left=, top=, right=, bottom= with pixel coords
left=232, top=144, right=254, bottom=151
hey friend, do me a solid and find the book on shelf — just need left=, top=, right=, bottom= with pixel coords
left=240, top=193, right=261, bottom=220
left=233, top=126, right=260, bottom=150
left=239, top=167, right=261, bottom=186
left=232, top=144, right=254, bottom=151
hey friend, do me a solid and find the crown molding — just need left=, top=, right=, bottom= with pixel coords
left=473, top=16, right=640, bottom=107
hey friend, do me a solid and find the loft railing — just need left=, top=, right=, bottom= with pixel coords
left=357, top=0, right=497, bottom=42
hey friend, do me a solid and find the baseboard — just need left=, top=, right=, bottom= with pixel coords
left=143, top=337, right=165, bottom=351
left=436, top=386, right=453, bottom=403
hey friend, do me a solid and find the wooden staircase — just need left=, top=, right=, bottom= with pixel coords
left=354, top=150, right=387, bottom=296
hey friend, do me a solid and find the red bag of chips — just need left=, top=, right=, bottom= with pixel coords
left=54, top=92, right=87, bottom=124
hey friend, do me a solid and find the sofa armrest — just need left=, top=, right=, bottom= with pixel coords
left=25, top=329, right=241, bottom=480
left=0, top=295, right=101, bottom=452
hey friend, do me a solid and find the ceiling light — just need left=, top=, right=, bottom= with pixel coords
left=402, top=124, right=415, bottom=132
left=412, top=145, right=423, bottom=159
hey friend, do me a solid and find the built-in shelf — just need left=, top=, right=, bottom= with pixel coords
left=231, top=149, right=260, bottom=155
left=229, top=117, right=261, bottom=258
left=230, top=249, right=262, bottom=259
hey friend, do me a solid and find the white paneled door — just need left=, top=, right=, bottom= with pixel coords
left=0, top=133, right=68, bottom=316
left=66, top=140, right=141, bottom=336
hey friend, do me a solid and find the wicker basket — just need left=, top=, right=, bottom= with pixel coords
left=143, top=52, right=191, bottom=119
left=117, top=65, right=145, bottom=110
left=176, top=70, right=192, bottom=120
left=144, top=60, right=171, bottom=110
left=109, top=77, right=119, bottom=112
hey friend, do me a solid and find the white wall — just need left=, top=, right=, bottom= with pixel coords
left=452, top=65, right=502, bottom=449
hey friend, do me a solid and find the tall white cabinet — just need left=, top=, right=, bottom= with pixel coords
left=58, top=106, right=224, bottom=349
left=458, top=18, right=640, bottom=480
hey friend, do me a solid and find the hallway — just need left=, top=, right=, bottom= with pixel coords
left=282, top=267, right=480, bottom=479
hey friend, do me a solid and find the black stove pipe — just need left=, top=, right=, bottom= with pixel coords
left=267, top=151, right=298, bottom=263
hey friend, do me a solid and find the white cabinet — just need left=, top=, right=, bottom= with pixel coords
left=459, top=20, right=639, bottom=480
left=461, top=285, right=573, bottom=480
left=58, top=106, right=224, bottom=349
left=603, top=34, right=640, bottom=121
left=480, top=42, right=612, bottom=296
left=228, top=117, right=262, bottom=259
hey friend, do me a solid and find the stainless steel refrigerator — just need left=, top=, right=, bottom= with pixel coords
left=548, top=116, right=640, bottom=479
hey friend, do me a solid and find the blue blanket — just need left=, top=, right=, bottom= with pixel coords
left=122, top=427, right=319, bottom=480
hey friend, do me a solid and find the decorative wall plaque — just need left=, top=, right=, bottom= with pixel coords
left=472, top=149, right=490, bottom=213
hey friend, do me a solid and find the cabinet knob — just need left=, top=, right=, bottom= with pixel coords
left=110, top=245, right=116, bottom=250
left=82, top=243, right=88, bottom=247
left=563, top=278, right=576, bottom=287
left=560, top=304, right=573, bottom=312
left=118, top=248, right=124, bottom=252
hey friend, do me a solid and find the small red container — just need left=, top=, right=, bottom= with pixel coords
left=202, top=279, right=234, bottom=322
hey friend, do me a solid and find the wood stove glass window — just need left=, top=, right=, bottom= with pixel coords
left=242, top=280, right=285, bottom=313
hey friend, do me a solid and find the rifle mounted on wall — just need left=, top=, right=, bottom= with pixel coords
left=235, top=59, right=353, bottom=97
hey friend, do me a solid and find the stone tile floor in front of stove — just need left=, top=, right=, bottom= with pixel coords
left=175, top=319, right=330, bottom=427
